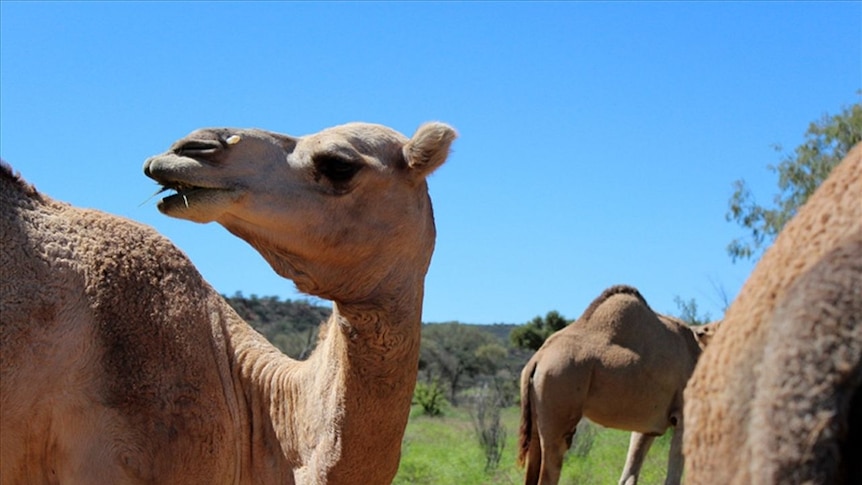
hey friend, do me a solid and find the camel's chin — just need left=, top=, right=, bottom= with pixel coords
left=157, top=188, right=236, bottom=223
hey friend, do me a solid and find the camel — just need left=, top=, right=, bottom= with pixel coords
left=517, top=284, right=719, bottom=485
left=683, top=145, right=861, bottom=484
left=0, top=121, right=456, bottom=484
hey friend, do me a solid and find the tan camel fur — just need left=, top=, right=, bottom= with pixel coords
left=517, top=285, right=719, bottom=485
left=0, top=121, right=455, bottom=484
left=683, top=144, right=861, bottom=484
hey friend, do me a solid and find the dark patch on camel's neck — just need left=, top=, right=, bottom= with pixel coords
left=579, top=284, right=651, bottom=322
left=840, top=370, right=862, bottom=483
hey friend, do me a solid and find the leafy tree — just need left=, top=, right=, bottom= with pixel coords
left=474, top=343, right=508, bottom=375
left=419, top=322, right=498, bottom=405
left=672, top=296, right=712, bottom=326
left=727, top=100, right=862, bottom=262
left=509, top=310, right=569, bottom=351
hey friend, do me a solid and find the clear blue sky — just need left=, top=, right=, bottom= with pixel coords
left=2, top=2, right=859, bottom=324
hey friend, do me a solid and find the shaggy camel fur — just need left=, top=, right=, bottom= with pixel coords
left=684, top=143, right=861, bottom=484
left=517, top=285, right=718, bottom=485
left=0, top=121, right=455, bottom=484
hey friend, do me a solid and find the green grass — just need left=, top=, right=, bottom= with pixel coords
left=394, top=406, right=672, bottom=485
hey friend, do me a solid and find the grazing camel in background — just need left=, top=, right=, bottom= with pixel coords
left=0, top=121, right=456, bottom=484
left=684, top=144, right=861, bottom=484
left=517, top=285, right=718, bottom=485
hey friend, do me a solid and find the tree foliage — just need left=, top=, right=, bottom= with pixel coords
left=727, top=100, right=862, bottom=261
left=419, top=322, right=499, bottom=405
left=509, top=310, right=569, bottom=351
left=418, top=322, right=529, bottom=407
left=672, top=295, right=712, bottom=326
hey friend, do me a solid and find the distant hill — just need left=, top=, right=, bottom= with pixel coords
left=223, top=292, right=331, bottom=359
left=223, top=294, right=525, bottom=359
left=223, top=294, right=532, bottom=403
left=422, top=321, right=523, bottom=347
left=468, top=322, right=520, bottom=342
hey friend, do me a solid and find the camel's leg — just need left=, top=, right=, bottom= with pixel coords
left=537, top=433, right=569, bottom=485
left=665, top=418, right=684, bottom=485
left=531, top=361, right=589, bottom=485
left=536, top=421, right=577, bottom=485
left=618, top=432, right=655, bottom=485
left=523, top=421, right=542, bottom=485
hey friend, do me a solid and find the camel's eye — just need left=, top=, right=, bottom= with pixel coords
left=176, top=140, right=221, bottom=157
left=314, top=154, right=362, bottom=184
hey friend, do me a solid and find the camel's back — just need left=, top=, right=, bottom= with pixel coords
left=568, top=289, right=698, bottom=367
left=0, top=164, right=243, bottom=484
left=540, top=288, right=701, bottom=400
left=532, top=287, right=700, bottom=434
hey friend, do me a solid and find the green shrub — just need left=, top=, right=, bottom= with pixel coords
left=413, top=380, right=449, bottom=417
left=571, top=420, right=598, bottom=457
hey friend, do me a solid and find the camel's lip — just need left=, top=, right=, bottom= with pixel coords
left=156, top=183, right=201, bottom=207
left=148, top=171, right=220, bottom=199
left=143, top=169, right=232, bottom=218
left=154, top=182, right=236, bottom=214
left=144, top=154, right=235, bottom=208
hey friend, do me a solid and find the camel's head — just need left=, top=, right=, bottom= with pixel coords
left=692, top=320, right=722, bottom=351
left=144, top=122, right=456, bottom=303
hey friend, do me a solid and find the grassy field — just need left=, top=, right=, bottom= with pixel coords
left=394, top=405, right=672, bottom=485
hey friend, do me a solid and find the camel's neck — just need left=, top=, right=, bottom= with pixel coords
left=300, top=284, right=425, bottom=484
left=227, top=278, right=424, bottom=484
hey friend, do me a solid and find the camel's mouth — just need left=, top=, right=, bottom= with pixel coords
left=142, top=167, right=237, bottom=222
left=144, top=153, right=240, bottom=221
left=156, top=182, right=204, bottom=210
left=155, top=182, right=235, bottom=215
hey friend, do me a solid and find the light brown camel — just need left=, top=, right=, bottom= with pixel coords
left=683, top=145, right=861, bottom=484
left=517, top=285, right=718, bottom=485
left=0, top=121, right=456, bottom=484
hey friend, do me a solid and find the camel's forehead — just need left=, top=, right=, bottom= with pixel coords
left=173, top=127, right=232, bottom=144
left=176, top=123, right=407, bottom=148
left=302, top=123, right=408, bottom=153
left=172, top=127, right=281, bottom=145
left=315, top=122, right=407, bottom=140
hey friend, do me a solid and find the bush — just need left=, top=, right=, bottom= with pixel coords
left=468, top=384, right=507, bottom=472
left=571, top=420, right=598, bottom=457
left=413, top=380, right=449, bottom=417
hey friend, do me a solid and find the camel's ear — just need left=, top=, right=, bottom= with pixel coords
left=693, top=320, right=721, bottom=349
left=403, top=122, right=457, bottom=179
